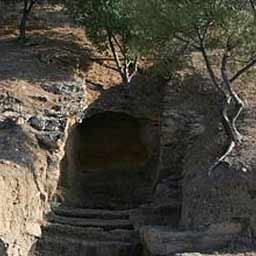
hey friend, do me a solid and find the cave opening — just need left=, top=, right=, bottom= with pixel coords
left=59, top=111, right=159, bottom=210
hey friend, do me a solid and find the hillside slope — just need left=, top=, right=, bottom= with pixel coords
left=0, top=3, right=256, bottom=256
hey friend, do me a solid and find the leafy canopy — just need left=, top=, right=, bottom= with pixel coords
left=66, top=0, right=136, bottom=52
left=132, top=0, right=256, bottom=172
left=133, top=0, right=256, bottom=76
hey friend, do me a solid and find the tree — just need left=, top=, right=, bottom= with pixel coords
left=19, top=0, right=50, bottom=41
left=65, top=0, right=139, bottom=84
left=134, top=0, right=256, bottom=173
left=19, top=0, right=38, bottom=41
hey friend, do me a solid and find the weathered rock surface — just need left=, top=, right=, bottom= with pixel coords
left=35, top=207, right=141, bottom=256
left=181, top=77, right=256, bottom=233
left=142, top=223, right=242, bottom=255
left=0, top=119, right=47, bottom=255
left=52, top=207, right=134, bottom=220
left=2, top=72, right=255, bottom=255
left=58, top=76, right=161, bottom=211
left=0, top=77, right=87, bottom=255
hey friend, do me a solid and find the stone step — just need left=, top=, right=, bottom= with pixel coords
left=42, top=222, right=139, bottom=243
left=50, top=214, right=134, bottom=231
left=37, top=236, right=140, bottom=256
left=163, top=175, right=183, bottom=182
left=52, top=206, right=134, bottom=220
left=142, top=223, right=242, bottom=255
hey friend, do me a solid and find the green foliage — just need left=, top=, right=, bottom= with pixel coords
left=65, top=0, right=133, bottom=52
left=65, top=0, right=141, bottom=82
left=133, top=0, right=256, bottom=79
left=65, top=0, right=256, bottom=82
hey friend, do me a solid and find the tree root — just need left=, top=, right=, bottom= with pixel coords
left=208, top=140, right=235, bottom=176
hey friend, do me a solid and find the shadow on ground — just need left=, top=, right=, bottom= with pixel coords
left=0, top=33, right=94, bottom=83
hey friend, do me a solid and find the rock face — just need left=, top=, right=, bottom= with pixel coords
left=57, top=76, right=161, bottom=212
left=0, top=80, right=86, bottom=256
left=142, top=223, right=242, bottom=255
left=155, top=78, right=211, bottom=229
left=34, top=76, right=162, bottom=255
left=180, top=78, right=256, bottom=235
left=1, top=71, right=256, bottom=256
left=0, top=119, right=47, bottom=255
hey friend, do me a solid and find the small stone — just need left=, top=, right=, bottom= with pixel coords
left=242, top=167, right=247, bottom=173
left=36, top=132, right=63, bottom=150
left=28, top=116, right=46, bottom=131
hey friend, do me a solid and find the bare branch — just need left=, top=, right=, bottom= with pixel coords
left=209, top=97, right=236, bottom=175
left=174, top=33, right=201, bottom=51
left=106, top=29, right=127, bottom=82
left=201, top=21, right=211, bottom=42
left=112, top=34, right=126, bottom=57
left=196, top=27, right=222, bottom=92
left=27, top=0, right=36, bottom=14
left=220, top=46, right=231, bottom=92
left=207, top=38, right=245, bottom=174
left=127, top=56, right=139, bottom=84
left=221, top=46, right=244, bottom=143
left=230, top=56, right=256, bottom=83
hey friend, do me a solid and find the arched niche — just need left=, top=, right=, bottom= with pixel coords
left=59, top=112, right=159, bottom=209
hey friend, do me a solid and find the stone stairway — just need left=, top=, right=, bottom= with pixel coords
left=35, top=207, right=141, bottom=256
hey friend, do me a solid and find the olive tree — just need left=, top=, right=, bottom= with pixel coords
left=65, top=0, right=139, bottom=84
left=134, top=0, right=256, bottom=173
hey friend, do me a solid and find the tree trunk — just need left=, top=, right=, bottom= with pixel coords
left=106, top=29, right=138, bottom=84
left=19, top=12, right=28, bottom=41
left=106, top=29, right=127, bottom=83
left=221, top=52, right=244, bottom=145
left=19, top=0, right=36, bottom=42
left=127, top=58, right=138, bottom=84
left=197, top=33, right=244, bottom=174
left=209, top=52, right=245, bottom=174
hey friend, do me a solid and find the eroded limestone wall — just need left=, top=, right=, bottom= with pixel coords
left=0, top=80, right=86, bottom=256
left=0, top=120, right=48, bottom=256
left=181, top=83, right=256, bottom=234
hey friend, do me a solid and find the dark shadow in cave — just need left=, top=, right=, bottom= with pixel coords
left=60, top=111, right=159, bottom=210
left=75, top=112, right=149, bottom=170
